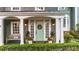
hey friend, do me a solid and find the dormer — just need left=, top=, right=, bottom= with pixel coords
left=11, top=7, right=21, bottom=11
left=58, top=7, right=66, bottom=11
left=35, top=7, right=45, bottom=11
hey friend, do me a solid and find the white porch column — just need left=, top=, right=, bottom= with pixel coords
left=0, top=17, right=4, bottom=45
left=17, top=16, right=32, bottom=44
left=75, top=7, right=77, bottom=30
left=20, top=18, right=24, bottom=44
left=60, top=18, right=64, bottom=43
left=56, top=17, right=64, bottom=43
left=56, top=18, right=60, bottom=43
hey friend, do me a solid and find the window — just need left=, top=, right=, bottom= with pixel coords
left=11, top=22, right=20, bottom=34
left=63, top=14, right=69, bottom=28
left=35, top=7, right=45, bottom=11
left=11, top=7, right=21, bottom=11
left=58, top=7, right=65, bottom=11
left=63, top=17, right=66, bottom=27
left=45, top=20, right=49, bottom=38
left=30, top=20, right=34, bottom=38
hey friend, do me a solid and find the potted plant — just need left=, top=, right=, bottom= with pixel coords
left=27, top=36, right=33, bottom=44
left=48, top=37, right=52, bottom=43
left=48, top=32, right=55, bottom=43
left=25, top=31, right=33, bottom=44
left=25, top=31, right=30, bottom=43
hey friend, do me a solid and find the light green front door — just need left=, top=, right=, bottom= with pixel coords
left=36, top=20, right=44, bottom=41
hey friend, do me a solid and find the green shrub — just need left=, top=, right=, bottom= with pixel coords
left=0, top=43, right=79, bottom=51
left=70, top=30, right=79, bottom=39
left=64, top=32, right=74, bottom=43
left=76, top=23, right=79, bottom=30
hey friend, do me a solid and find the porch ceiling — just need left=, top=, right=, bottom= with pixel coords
left=0, top=12, right=66, bottom=16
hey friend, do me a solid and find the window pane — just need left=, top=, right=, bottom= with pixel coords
left=12, top=22, right=19, bottom=34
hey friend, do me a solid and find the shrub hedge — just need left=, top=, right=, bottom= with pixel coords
left=64, top=32, right=74, bottom=43
left=70, top=30, right=79, bottom=39
left=0, top=43, right=79, bottom=51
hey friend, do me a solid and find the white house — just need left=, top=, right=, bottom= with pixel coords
left=0, top=7, right=78, bottom=45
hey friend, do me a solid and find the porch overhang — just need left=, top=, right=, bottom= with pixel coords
left=0, top=12, right=67, bottom=16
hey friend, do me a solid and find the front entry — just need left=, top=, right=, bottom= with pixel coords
left=36, top=20, right=44, bottom=41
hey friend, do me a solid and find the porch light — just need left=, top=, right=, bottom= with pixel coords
left=52, top=24, right=55, bottom=26
left=25, top=24, right=27, bottom=26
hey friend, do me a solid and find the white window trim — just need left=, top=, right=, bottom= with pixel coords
left=11, top=7, right=21, bottom=11
left=11, top=21, right=20, bottom=35
left=35, top=7, right=45, bottom=11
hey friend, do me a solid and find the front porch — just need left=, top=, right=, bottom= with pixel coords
left=0, top=14, right=64, bottom=45
left=4, top=17, right=56, bottom=44
left=2, top=16, right=64, bottom=44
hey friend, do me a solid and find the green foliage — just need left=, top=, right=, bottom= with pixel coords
left=76, top=23, right=79, bottom=30
left=48, top=32, right=55, bottom=41
left=50, top=32, right=55, bottom=37
left=70, top=30, right=79, bottom=39
left=0, top=43, right=79, bottom=51
left=26, top=31, right=30, bottom=37
left=64, top=32, right=74, bottom=43
left=25, top=31, right=32, bottom=40
left=48, top=37, right=52, bottom=41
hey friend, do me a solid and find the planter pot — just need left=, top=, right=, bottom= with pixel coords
left=28, top=40, right=32, bottom=44
left=48, top=40, right=52, bottom=43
